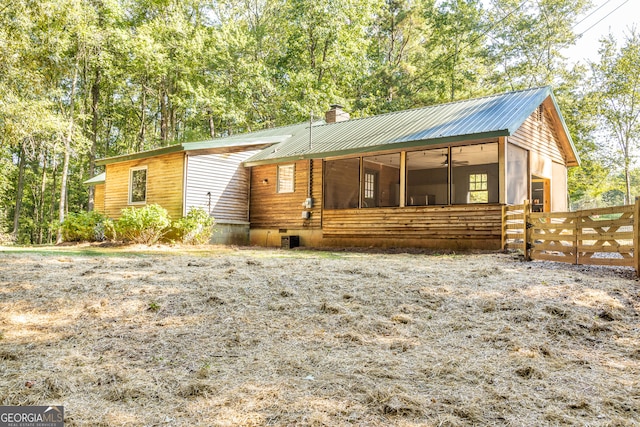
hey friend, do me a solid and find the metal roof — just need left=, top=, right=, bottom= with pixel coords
left=95, top=122, right=317, bottom=166
left=83, top=172, right=105, bottom=185
left=245, top=86, right=579, bottom=166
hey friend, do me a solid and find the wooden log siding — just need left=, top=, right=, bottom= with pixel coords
left=185, top=151, right=259, bottom=222
left=249, top=160, right=323, bottom=229
left=93, top=183, right=105, bottom=213
left=323, top=205, right=503, bottom=247
left=508, top=105, right=566, bottom=166
left=104, top=152, right=184, bottom=220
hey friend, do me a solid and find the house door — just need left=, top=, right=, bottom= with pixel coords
left=531, top=177, right=550, bottom=212
left=363, top=170, right=378, bottom=207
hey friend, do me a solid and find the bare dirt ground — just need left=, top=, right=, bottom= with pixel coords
left=0, top=245, right=639, bottom=426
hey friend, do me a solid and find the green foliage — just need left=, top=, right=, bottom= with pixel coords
left=590, top=30, right=640, bottom=204
left=101, top=218, right=117, bottom=242
left=60, top=210, right=108, bottom=242
left=601, top=189, right=625, bottom=207
left=115, top=204, right=171, bottom=245
left=0, top=232, right=15, bottom=246
left=172, top=208, right=215, bottom=245
left=485, top=0, right=590, bottom=90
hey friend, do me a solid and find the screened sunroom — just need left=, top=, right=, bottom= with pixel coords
left=323, top=142, right=508, bottom=210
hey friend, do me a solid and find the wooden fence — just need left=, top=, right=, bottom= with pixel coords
left=502, top=200, right=640, bottom=273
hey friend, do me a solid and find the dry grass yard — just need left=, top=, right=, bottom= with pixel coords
left=0, top=245, right=639, bottom=426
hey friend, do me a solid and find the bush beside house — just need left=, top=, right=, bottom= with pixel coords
left=60, top=205, right=215, bottom=245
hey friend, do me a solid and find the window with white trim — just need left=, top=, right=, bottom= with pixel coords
left=277, top=164, right=295, bottom=193
left=468, top=173, right=488, bottom=203
left=129, top=167, right=147, bottom=204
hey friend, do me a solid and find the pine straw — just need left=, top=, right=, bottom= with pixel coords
left=0, top=246, right=639, bottom=426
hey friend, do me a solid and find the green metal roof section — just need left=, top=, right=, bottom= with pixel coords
left=83, top=172, right=106, bottom=185
left=245, top=86, right=579, bottom=166
left=95, top=121, right=317, bottom=166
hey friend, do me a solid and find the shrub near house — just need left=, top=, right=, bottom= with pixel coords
left=60, top=211, right=109, bottom=242
left=61, top=205, right=215, bottom=245
left=114, top=204, right=171, bottom=244
left=172, top=208, right=215, bottom=245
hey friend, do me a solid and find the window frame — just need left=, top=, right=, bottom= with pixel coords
left=468, top=172, right=489, bottom=203
left=277, top=164, right=295, bottom=194
left=364, top=170, right=376, bottom=200
left=128, top=166, right=148, bottom=205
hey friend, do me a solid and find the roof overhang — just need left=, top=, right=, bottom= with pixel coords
left=83, top=172, right=106, bottom=185
left=96, top=136, right=291, bottom=166
left=542, top=94, right=580, bottom=167
left=96, top=145, right=184, bottom=166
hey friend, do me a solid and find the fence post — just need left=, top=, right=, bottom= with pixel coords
left=574, top=210, right=580, bottom=265
left=634, top=198, right=640, bottom=276
left=523, top=199, right=531, bottom=261
left=501, top=205, right=507, bottom=251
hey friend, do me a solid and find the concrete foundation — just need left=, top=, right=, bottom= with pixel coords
left=211, top=221, right=250, bottom=245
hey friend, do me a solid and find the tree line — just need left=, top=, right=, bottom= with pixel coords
left=1, top=0, right=639, bottom=244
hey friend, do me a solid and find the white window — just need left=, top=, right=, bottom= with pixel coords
left=129, top=167, right=147, bottom=204
left=468, top=173, right=488, bottom=203
left=277, top=164, right=295, bottom=193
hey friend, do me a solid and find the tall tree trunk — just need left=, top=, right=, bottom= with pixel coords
left=450, top=37, right=459, bottom=102
left=57, top=146, right=71, bottom=244
left=208, top=109, right=215, bottom=138
left=12, top=143, right=26, bottom=238
left=38, top=149, right=48, bottom=244
left=160, top=81, right=169, bottom=145
left=138, top=84, right=146, bottom=151
left=48, top=156, right=57, bottom=244
left=57, top=61, right=79, bottom=244
left=170, top=104, right=176, bottom=142
left=624, top=144, right=632, bottom=204
left=88, top=66, right=101, bottom=211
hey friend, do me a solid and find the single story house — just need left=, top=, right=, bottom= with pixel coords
left=87, top=86, right=579, bottom=250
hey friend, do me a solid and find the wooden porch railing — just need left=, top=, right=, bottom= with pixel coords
left=502, top=200, right=640, bottom=274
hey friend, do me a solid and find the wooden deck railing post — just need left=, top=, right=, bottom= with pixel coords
left=574, top=209, right=581, bottom=265
left=634, top=198, right=640, bottom=276
left=523, top=199, right=531, bottom=261
left=501, top=205, right=507, bottom=251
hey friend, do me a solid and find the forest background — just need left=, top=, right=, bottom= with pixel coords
left=1, top=0, right=639, bottom=244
